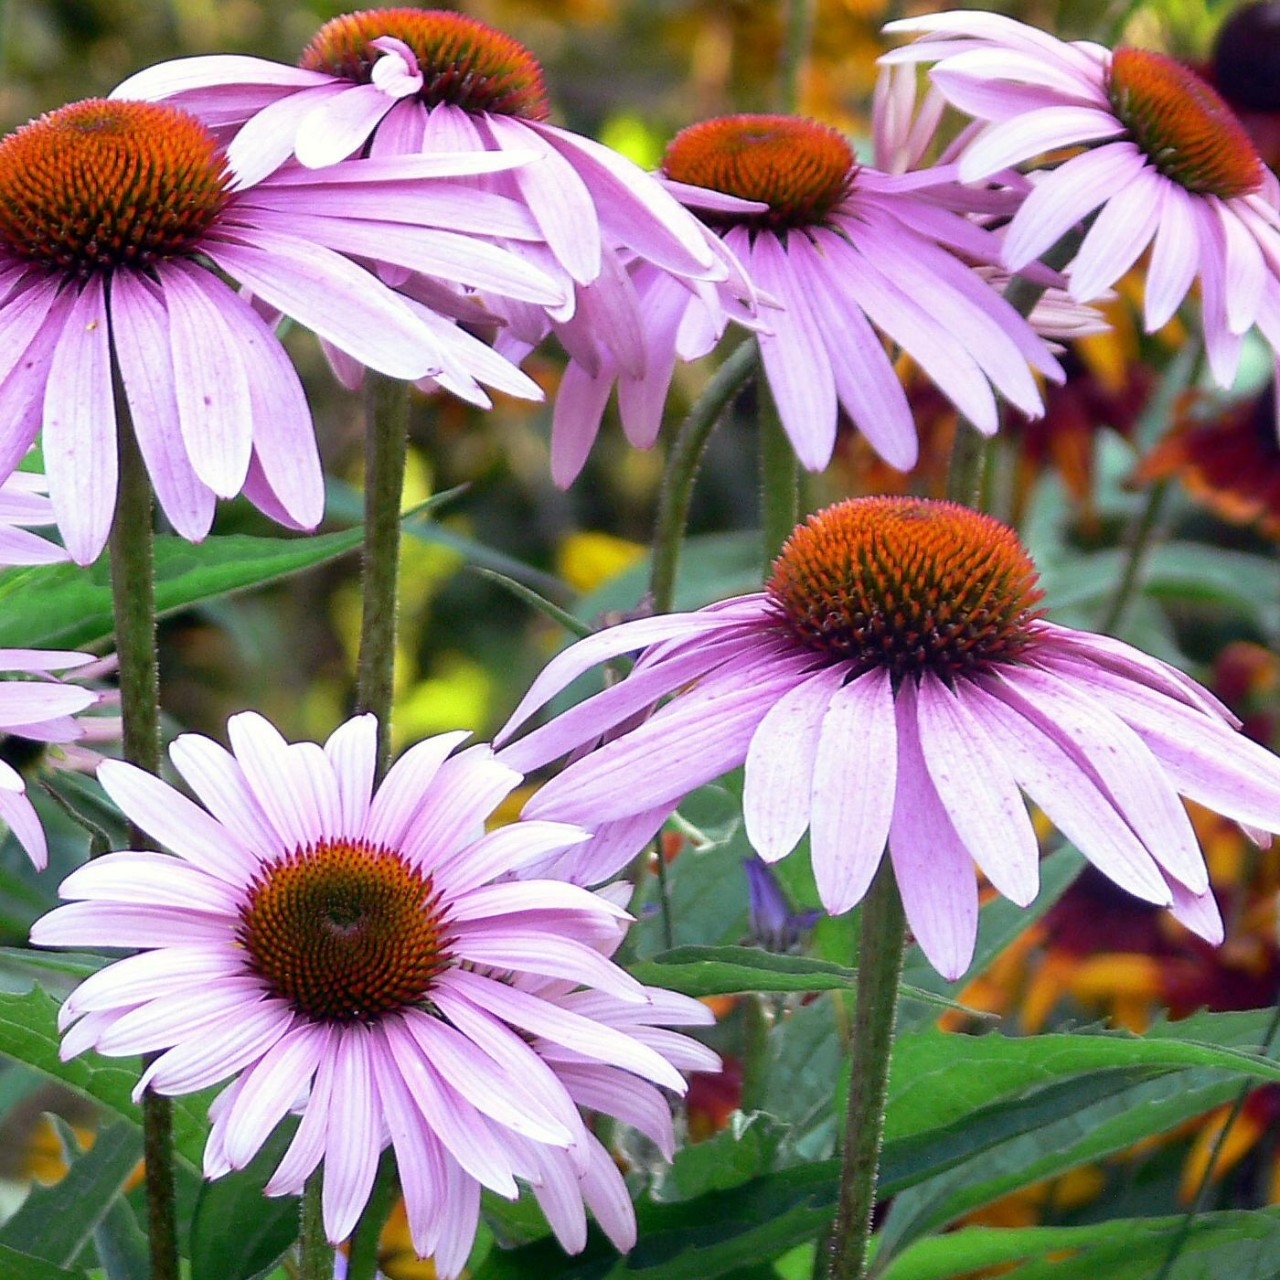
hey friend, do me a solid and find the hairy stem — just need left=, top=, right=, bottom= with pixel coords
left=109, top=401, right=177, bottom=1280
left=355, top=373, right=411, bottom=783
left=823, top=860, right=906, bottom=1280
left=649, top=340, right=758, bottom=613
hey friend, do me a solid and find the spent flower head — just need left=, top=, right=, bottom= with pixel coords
left=32, top=713, right=714, bottom=1273
left=495, top=497, right=1280, bottom=979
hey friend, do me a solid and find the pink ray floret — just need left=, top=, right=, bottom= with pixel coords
left=882, top=10, right=1280, bottom=388
left=31, top=712, right=715, bottom=1274
left=0, top=647, right=100, bottom=869
left=495, top=498, right=1280, bottom=980
left=0, top=96, right=559, bottom=564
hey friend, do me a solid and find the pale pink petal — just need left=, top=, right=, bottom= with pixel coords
left=31, top=900, right=235, bottom=948
left=158, top=263, right=254, bottom=497
left=1144, top=181, right=1202, bottom=330
left=486, top=114, right=602, bottom=283
left=381, top=1017, right=518, bottom=1195
left=1008, top=666, right=1208, bottom=892
left=1068, top=166, right=1164, bottom=302
left=226, top=84, right=346, bottom=187
left=1002, top=143, right=1141, bottom=270
left=168, top=732, right=283, bottom=859
left=959, top=105, right=1123, bottom=180
left=323, top=714, right=378, bottom=839
left=744, top=665, right=845, bottom=861
left=748, top=234, right=838, bottom=469
left=887, top=681, right=979, bottom=980
left=295, top=82, right=396, bottom=169
left=436, top=822, right=589, bottom=896
left=793, top=234, right=917, bottom=470
left=917, top=673, right=1040, bottom=906
left=444, top=969, right=685, bottom=1089
left=365, top=730, right=471, bottom=848
left=43, top=276, right=115, bottom=564
left=496, top=609, right=764, bottom=748
left=204, top=233, right=439, bottom=381
left=809, top=668, right=900, bottom=914
left=197, top=273, right=323, bottom=527
left=320, top=1029, right=383, bottom=1243
left=57, top=850, right=241, bottom=915
left=221, top=1023, right=328, bottom=1168
left=550, top=360, right=615, bottom=487
left=110, top=272, right=216, bottom=541
left=966, top=679, right=1170, bottom=903
left=95, top=760, right=259, bottom=883
left=398, top=1012, right=573, bottom=1145
left=0, top=790, right=45, bottom=869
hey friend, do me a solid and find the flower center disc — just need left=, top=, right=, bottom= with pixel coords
left=767, top=497, right=1045, bottom=681
left=662, top=115, right=854, bottom=231
left=238, top=839, right=451, bottom=1023
left=1107, top=47, right=1263, bottom=198
left=0, top=99, right=231, bottom=275
left=301, top=8, right=550, bottom=119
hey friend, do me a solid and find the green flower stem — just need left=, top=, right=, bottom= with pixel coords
left=823, top=859, right=906, bottom=1280
left=355, top=373, right=411, bottom=783
left=779, top=0, right=817, bottom=110
left=299, top=1170, right=335, bottom=1280
left=649, top=339, right=759, bottom=614
left=944, top=419, right=989, bottom=508
left=1099, top=478, right=1169, bottom=636
left=739, top=994, right=772, bottom=1115
left=346, top=1152, right=398, bottom=1280
left=760, top=376, right=800, bottom=569
left=109, top=398, right=177, bottom=1280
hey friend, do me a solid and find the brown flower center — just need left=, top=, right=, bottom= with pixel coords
left=1107, top=47, right=1263, bottom=198
left=238, top=839, right=452, bottom=1024
left=0, top=99, right=231, bottom=276
left=767, top=497, right=1045, bottom=681
left=300, top=8, right=549, bottom=119
left=661, top=115, right=854, bottom=232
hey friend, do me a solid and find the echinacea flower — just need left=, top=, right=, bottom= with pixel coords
left=0, top=649, right=100, bottom=868
left=653, top=113, right=1062, bottom=471
left=113, top=9, right=724, bottom=294
left=495, top=496, right=1280, bottom=979
left=32, top=713, right=713, bottom=1275
left=0, top=97, right=558, bottom=563
left=882, top=11, right=1280, bottom=387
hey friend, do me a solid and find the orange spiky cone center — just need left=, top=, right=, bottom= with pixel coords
left=238, top=839, right=452, bottom=1023
left=301, top=7, right=549, bottom=119
left=662, top=114, right=854, bottom=232
left=767, top=497, right=1045, bottom=682
left=1107, top=47, right=1263, bottom=198
left=0, top=99, right=231, bottom=276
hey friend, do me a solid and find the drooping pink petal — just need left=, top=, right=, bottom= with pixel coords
left=809, top=668, right=900, bottom=914
left=744, top=664, right=845, bottom=861
left=110, top=272, right=216, bottom=541
left=917, top=673, right=1040, bottom=906
left=158, top=263, right=254, bottom=498
left=43, top=277, right=116, bottom=564
left=887, top=681, right=979, bottom=980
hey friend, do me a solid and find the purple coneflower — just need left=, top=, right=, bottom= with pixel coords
left=114, top=9, right=723, bottom=293
left=31, top=713, right=713, bottom=1275
left=496, top=497, right=1280, bottom=979
left=650, top=113, right=1062, bottom=471
left=883, top=10, right=1280, bottom=387
left=0, top=649, right=99, bottom=867
left=0, top=96, right=557, bottom=563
